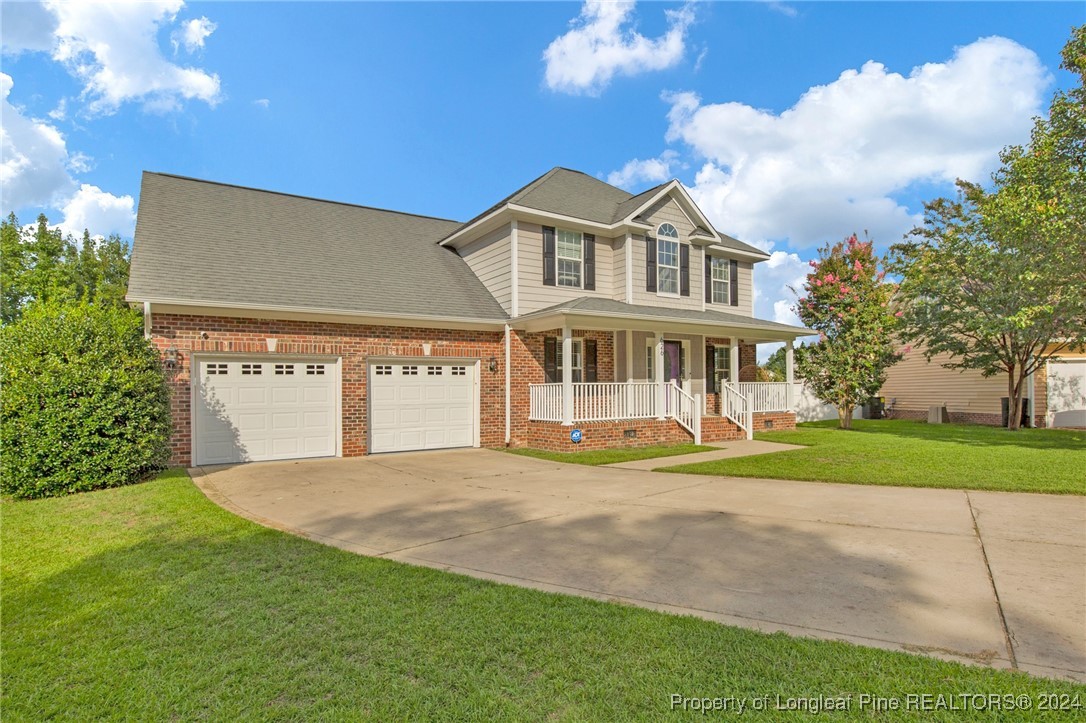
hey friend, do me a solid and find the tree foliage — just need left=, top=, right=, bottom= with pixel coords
left=0, top=302, right=171, bottom=499
left=794, top=235, right=901, bottom=429
left=888, top=26, right=1086, bottom=431
left=1, top=213, right=131, bottom=325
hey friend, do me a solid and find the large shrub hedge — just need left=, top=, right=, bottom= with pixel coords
left=1, top=302, right=171, bottom=498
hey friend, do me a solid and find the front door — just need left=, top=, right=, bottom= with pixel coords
left=663, top=341, right=682, bottom=385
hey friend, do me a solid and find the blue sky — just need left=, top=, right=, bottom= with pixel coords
left=2, top=1, right=1081, bottom=342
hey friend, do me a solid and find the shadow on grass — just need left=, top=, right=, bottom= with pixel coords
left=781, top=419, right=1086, bottom=451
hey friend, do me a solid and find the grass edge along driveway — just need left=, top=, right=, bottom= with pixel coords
left=505, top=443, right=713, bottom=466
left=5, top=469, right=1084, bottom=721
left=660, top=420, right=1085, bottom=495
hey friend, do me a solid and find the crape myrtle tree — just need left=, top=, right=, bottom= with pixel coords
left=794, top=235, right=901, bottom=430
left=888, top=26, right=1086, bottom=431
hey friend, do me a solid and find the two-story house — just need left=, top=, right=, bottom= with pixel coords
left=127, top=168, right=809, bottom=466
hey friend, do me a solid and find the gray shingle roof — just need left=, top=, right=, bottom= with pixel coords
left=522, top=297, right=810, bottom=335
left=127, top=172, right=509, bottom=321
left=443, top=167, right=766, bottom=258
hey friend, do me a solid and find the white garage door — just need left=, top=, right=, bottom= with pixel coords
left=194, top=358, right=337, bottom=465
left=1047, top=360, right=1086, bottom=428
left=369, top=361, right=477, bottom=453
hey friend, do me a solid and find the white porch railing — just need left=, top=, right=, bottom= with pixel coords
left=529, top=384, right=564, bottom=422
left=665, top=382, right=702, bottom=444
left=720, top=382, right=753, bottom=440
left=529, top=381, right=784, bottom=442
left=572, top=382, right=658, bottom=422
left=737, top=382, right=791, bottom=413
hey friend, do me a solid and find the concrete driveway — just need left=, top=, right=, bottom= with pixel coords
left=191, top=448, right=1086, bottom=682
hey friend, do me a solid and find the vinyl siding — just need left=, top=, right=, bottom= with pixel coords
left=517, top=222, right=616, bottom=314
left=630, top=197, right=703, bottom=311
left=880, top=347, right=1012, bottom=417
left=880, top=344, right=1086, bottom=418
left=460, top=224, right=512, bottom=314
left=613, top=233, right=629, bottom=302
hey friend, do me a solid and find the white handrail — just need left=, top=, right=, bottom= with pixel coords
left=665, top=382, right=702, bottom=444
left=720, top=382, right=752, bottom=440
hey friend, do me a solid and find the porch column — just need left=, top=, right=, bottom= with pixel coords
left=785, top=340, right=795, bottom=411
left=562, top=325, right=573, bottom=425
left=729, top=343, right=740, bottom=384
left=655, top=331, right=665, bottom=419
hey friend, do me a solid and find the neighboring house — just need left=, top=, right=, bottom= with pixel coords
left=879, top=345, right=1086, bottom=428
left=127, top=168, right=809, bottom=466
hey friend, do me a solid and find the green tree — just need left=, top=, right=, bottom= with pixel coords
left=889, top=27, right=1086, bottom=431
left=795, top=235, right=900, bottom=429
left=0, top=213, right=131, bottom=323
left=0, top=301, right=171, bottom=498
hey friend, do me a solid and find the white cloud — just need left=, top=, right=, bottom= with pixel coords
left=253, top=98, right=270, bottom=109
left=46, top=0, right=221, bottom=115
left=664, top=36, right=1049, bottom=249
left=543, top=1, right=695, bottom=96
left=0, top=73, right=75, bottom=212
left=606, top=150, right=677, bottom=189
left=55, top=184, right=136, bottom=239
left=0, top=1, right=57, bottom=56
left=764, top=2, right=798, bottom=18
left=172, top=16, right=217, bottom=53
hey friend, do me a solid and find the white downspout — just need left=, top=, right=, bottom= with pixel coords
left=504, top=323, right=511, bottom=445
left=785, top=340, right=795, bottom=411
left=656, top=331, right=665, bottom=419
left=143, top=301, right=152, bottom=339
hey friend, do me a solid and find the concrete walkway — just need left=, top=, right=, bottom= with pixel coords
left=191, top=449, right=1086, bottom=682
left=604, top=439, right=805, bottom=470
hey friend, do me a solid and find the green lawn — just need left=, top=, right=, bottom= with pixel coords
left=5, top=471, right=1083, bottom=720
left=505, top=443, right=714, bottom=466
left=662, top=420, right=1086, bottom=495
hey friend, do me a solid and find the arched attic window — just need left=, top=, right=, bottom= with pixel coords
left=656, top=223, right=681, bottom=294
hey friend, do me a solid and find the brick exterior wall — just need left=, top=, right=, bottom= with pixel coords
left=888, top=408, right=1046, bottom=429
left=153, top=313, right=798, bottom=463
left=151, top=313, right=506, bottom=466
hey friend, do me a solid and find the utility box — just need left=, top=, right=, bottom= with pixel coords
left=864, top=397, right=886, bottom=419
left=928, top=405, right=950, bottom=424
left=1001, top=397, right=1031, bottom=428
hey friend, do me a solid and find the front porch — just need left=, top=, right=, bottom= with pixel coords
left=528, top=380, right=795, bottom=444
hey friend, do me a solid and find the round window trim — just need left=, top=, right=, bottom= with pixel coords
left=657, top=223, right=679, bottom=238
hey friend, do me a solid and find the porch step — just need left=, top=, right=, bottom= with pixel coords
left=699, top=415, right=745, bottom=443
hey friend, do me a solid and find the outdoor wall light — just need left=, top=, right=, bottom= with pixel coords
left=164, top=347, right=181, bottom=369
left=488, top=357, right=498, bottom=373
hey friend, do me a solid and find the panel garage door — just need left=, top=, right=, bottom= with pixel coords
left=1047, top=360, right=1086, bottom=428
left=194, top=358, right=337, bottom=465
left=369, top=362, right=477, bottom=453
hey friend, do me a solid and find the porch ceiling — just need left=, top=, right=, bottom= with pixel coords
left=512, top=297, right=811, bottom=342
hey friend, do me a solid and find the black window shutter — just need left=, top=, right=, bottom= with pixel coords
left=585, top=339, right=598, bottom=382
left=583, top=233, right=596, bottom=291
left=542, top=226, right=556, bottom=286
left=706, top=345, right=716, bottom=393
left=544, top=337, right=557, bottom=382
left=704, top=253, right=713, bottom=303
left=729, top=260, right=739, bottom=306
left=680, top=244, right=690, bottom=297
left=645, top=236, right=657, bottom=292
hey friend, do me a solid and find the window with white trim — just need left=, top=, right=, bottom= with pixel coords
left=556, top=229, right=583, bottom=287
left=206, top=363, right=228, bottom=375
left=657, top=224, right=679, bottom=295
left=711, top=256, right=730, bottom=304
left=645, top=345, right=654, bottom=381
left=714, top=346, right=732, bottom=389
left=557, top=339, right=584, bottom=383
left=241, top=363, right=262, bottom=375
